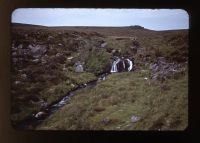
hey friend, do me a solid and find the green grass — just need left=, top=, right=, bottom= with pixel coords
left=85, top=49, right=111, bottom=74
left=11, top=71, right=97, bottom=126
left=41, top=72, right=97, bottom=105
left=37, top=71, right=188, bottom=130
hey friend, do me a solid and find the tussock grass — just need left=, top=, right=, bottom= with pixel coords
left=41, top=72, right=97, bottom=105
left=37, top=71, right=188, bottom=130
left=11, top=72, right=96, bottom=125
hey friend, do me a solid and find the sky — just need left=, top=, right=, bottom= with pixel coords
left=11, top=8, right=189, bottom=31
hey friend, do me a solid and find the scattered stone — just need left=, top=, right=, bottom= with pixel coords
left=12, top=58, right=18, bottom=64
left=75, top=64, right=84, bottom=72
left=28, top=44, right=47, bottom=57
left=32, top=59, right=40, bottom=64
left=41, top=58, right=47, bottom=64
left=63, top=67, right=68, bottom=71
left=39, top=100, right=48, bottom=109
left=149, top=57, right=187, bottom=80
left=15, top=81, right=21, bottom=85
left=18, top=44, right=23, bottom=49
left=112, top=49, right=116, bottom=53
left=102, top=118, right=111, bottom=125
left=12, top=47, right=17, bottom=52
left=47, top=36, right=54, bottom=41
left=21, top=74, right=27, bottom=79
left=62, top=64, right=68, bottom=71
left=131, top=115, right=140, bottom=123
left=56, top=53, right=62, bottom=57
left=75, top=62, right=84, bottom=72
left=67, top=57, right=74, bottom=61
left=12, top=52, right=17, bottom=57
left=100, top=42, right=107, bottom=48
left=34, top=111, right=47, bottom=118
left=70, top=84, right=75, bottom=88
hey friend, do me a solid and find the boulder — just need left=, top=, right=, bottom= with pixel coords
left=41, top=57, right=47, bottom=64
left=12, top=58, right=18, bottom=64
left=15, top=81, right=21, bottom=85
left=47, top=36, right=54, bottom=41
left=131, top=115, right=141, bottom=123
left=32, top=59, right=40, bottom=64
left=75, top=64, right=84, bottom=72
left=18, top=44, right=23, bottom=49
left=21, top=74, right=27, bottom=79
left=100, top=42, right=107, bottom=48
left=67, top=56, right=74, bottom=61
left=56, top=52, right=63, bottom=57
left=28, top=44, right=47, bottom=57
left=34, top=111, right=47, bottom=118
left=12, top=52, right=17, bottom=57
left=58, top=43, right=63, bottom=46
left=39, top=100, right=48, bottom=109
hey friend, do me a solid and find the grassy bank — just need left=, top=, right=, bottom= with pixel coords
left=11, top=72, right=97, bottom=126
left=37, top=71, right=188, bottom=130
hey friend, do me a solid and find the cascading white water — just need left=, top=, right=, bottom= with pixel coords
left=126, top=59, right=133, bottom=71
left=111, top=57, right=133, bottom=73
left=123, top=61, right=125, bottom=69
left=110, top=58, right=120, bottom=73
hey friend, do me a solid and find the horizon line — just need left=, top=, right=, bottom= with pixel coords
left=11, top=22, right=189, bottom=31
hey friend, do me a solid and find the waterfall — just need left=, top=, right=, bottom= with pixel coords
left=111, top=57, right=134, bottom=73
left=123, top=61, right=125, bottom=69
left=110, top=58, right=120, bottom=73
left=126, top=59, right=133, bottom=71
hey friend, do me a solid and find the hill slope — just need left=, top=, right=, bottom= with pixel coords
left=10, top=23, right=188, bottom=130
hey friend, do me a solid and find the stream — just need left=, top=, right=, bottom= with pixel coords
left=15, top=74, right=107, bottom=130
left=15, top=57, right=134, bottom=130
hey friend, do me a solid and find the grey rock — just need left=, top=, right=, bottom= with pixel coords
left=18, top=44, right=23, bottom=49
left=102, top=118, right=110, bottom=124
left=112, top=49, right=116, bottom=53
left=12, top=58, right=18, bottom=63
left=149, top=57, right=187, bottom=80
left=39, top=100, right=48, bottom=109
left=63, top=67, right=68, bottom=71
left=56, top=52, right=63, bottom=57
left=131, top=115, right=140, bottom=123
left=34, top=111, right=47, bottom=118
left=101, top=42, right=107, bottom=48
left=47, top=36, right=54, bottom=41
left=12, top=52, right=17, bottom=57
left=32, top=59, right=40, bottom=64
left=67, top=56, right=74, bottom=61
left=41, top=57, right=47, bottom=64
left=21, top=74, right=27, bottom=79
left=15, top=81, right=21, bottom=85
left=75, top=64, right=84, bottom=72
left=24, top=34, right=28, bottom=38
left=28, top=44, right=47, bottom=57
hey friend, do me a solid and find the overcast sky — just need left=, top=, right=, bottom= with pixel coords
left=11, top=8, right=189, bottom=31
